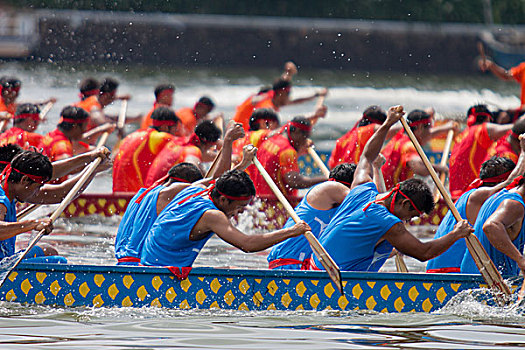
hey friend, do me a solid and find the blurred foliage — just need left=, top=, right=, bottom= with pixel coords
left=4, top=0, right=525, bottom=25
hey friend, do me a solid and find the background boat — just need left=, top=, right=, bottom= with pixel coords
left=480, top=29, right=525, bottom=69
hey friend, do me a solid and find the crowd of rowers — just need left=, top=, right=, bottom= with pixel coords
left=1, top=60, right=525, bottom=279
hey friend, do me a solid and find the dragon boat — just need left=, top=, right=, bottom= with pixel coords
left=0, top=262, right=520, bottom=312
left=57, top=150, right=449, bottom=228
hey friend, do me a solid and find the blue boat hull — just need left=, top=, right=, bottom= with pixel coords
left=0, top=263, right=519, bottom=312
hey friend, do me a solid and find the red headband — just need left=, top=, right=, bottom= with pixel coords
left=2, top=86, right=20, bottom=93
left=507, top=175, right=525, bottom=190
left=465, top=170, right=513, bottom=192
left=187, top=133, right=201, bottom=146
left=408, top=117, right=432, bottom=128
left=14, top=113, right=40, bottom=121
left=328, top=178, right=352, bottom=187
left=1, top=164, right=48, bottom=198
left=289, top=121, right=311, bottom=133
left=151, top=119, right=178, bottom=127
left=157, top=89, right=174, bottom=100
left=467, top=111, right=492, bottom=127
left=80, top=89, right=100, bottom=98
left=178, top=181, right=252, bottom=205
left=59, top=117, right=88, bottom=124
left=363, top=183, right=423, bottom=216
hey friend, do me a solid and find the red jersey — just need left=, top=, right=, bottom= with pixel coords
left=329, top=124, right=376, bottom=168
left=381, top=133, right=419, bottom=190
left=449, top=123, right=493, bottom=198
left=232, top=129, right=272, bottom=177
left=510, top=62, right=525, bottom=106
left=485, top=132, right=518, bottom=164
left=74, top=95, right=102, bottom=130
left=112, top=128, right=174, bottom=193
left=251, top=134, right=299, bottom=198
left=40, top=128, right=74, bottom=162
left=0, top=127, right=43, bottom=149
left=144, top=140, right=201, bottom=187
left=232, top=129, right=271, bottom=157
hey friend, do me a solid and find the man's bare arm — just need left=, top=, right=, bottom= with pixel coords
left=352, top=105, right=404, bottom=188
left=384, top=220, right=472, bottom=261
left=201, top=210, right=309, bottom=252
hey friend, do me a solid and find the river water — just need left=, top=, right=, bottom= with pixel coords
left=1, top=61, right=525, bottom=348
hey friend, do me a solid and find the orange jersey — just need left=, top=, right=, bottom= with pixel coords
left=381, top=133, right=418, bottom=190
left=329, top=124, right=376, bottom=168
left=74, top=95, right=102, bottom=130
left=0, top=97, right=16, bottom=116
left=112, top=128, right=174, bottom=193
left=0, top=127, right=43, bottom=149
left=140, top=102, right=170, bottom=130
left=251, top=134, right=299, bottom=198
left=176, top=107, right=197, bottom=137
left=145, top=140, right=201, bottom=187
left=449, top=123, right=492, bottom=198
left=485, top=132, right=518, bottom=164
left=233, top=92, right=271, bottom=130
left=510, top=62, right=525, bottom=106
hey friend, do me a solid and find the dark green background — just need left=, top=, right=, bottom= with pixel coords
left=5, top=0, right=525, bottom=25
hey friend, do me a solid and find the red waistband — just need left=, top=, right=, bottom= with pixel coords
left=269, top=258, right=310, bottom=270
left=426, top=267, right=460, bottom=273
left=117, top=256, right=141, bottom=263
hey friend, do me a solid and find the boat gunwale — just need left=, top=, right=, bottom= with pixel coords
left=15, top=262, right=495, bottom=284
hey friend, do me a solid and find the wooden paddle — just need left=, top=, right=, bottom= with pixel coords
left=253, top=156, right=344, bottom=295
left=0, top=154, right=106, bottom=289
left=400, top=116, right=511, bottom=301
left=17, top=132, right=110, bottom=221
left=116, top=99, right=128, bottom=139
left=307, top=147, right=330, bottom=177
left=395, top=252, right=409, bottom=273
left=39, top=101, right=55, bottom=120
left=433, top=129, right=455, bottom=202
left=478, top=41, right=487, bottom=65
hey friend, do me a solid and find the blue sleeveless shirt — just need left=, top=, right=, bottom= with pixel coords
left=426, top=189, right=474, bottom=272
left=0, top=185, right=17, bottom=259
left=267, top=184, right=339, bottom=269
left=313, top=182, right=401, bottom=271
left=141, top=186, right=218, bottom=267
left=115, top=185, right=164, bottom=261
left=460, top=189, right=525, bottom=276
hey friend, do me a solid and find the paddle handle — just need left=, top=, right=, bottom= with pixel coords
left=117, top=100, right=128, bottom=130
left=315, top=94, right=326, bottom=109
left=205, top=148, right=222, bottom=178
left=96, top=132, right=110, bottom=149
left=39, top=101, right=54, bottom=120
left=252, top=157, right=344, bottom=294
left=434, top=129, right=454, bottom=202
left=395, top=252, right=408, bottom=273
left=307, top=147, right=330, bottom=177
left=400, top=117, right=510, bottom=298
left=16, top=204, right=38, bottom=220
